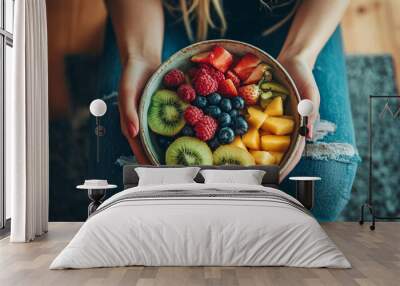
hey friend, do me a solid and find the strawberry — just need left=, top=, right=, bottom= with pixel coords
left=233, top=53, right=261, bottom=80
left=238, top=84, right=260, bottom=105
left=218, top=79, right=238, bottom=97
left=225, top=70, right=241, bottom=87
left=210, top=45, right=233, bottom=73
left=243, top=63, right=270, bottom=84
left=191, top=51, right=214, bottom=64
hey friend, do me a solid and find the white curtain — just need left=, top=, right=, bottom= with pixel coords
left=8, top=0, right=49, bottom=242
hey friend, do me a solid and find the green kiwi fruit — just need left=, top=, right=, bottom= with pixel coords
left=213, top=145, right=255, bottom=166
left=260, top=82, right=289, bottom=94
left=148, top=89, right=188, bottom=136
left=166, top=137, right=213, bottom=166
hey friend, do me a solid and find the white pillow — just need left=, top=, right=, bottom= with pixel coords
left=200, top=169, right=266, bottom=185
left=135, top=167, right=200, bottom=186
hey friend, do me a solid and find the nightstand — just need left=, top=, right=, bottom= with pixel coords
left=289, top=176, right=321, bottom=210
left=77, top=180, right=117, bottom=217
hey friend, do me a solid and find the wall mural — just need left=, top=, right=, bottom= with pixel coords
left=48, top=1, right=384, bottom=222
left=48, top=14, right=301, bottom=221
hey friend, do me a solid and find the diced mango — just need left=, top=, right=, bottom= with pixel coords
left=242, top=128, right=260, bottom=150
left=259, top=129, right=273, bottom=136
left=270, top=152, right=285, bottom=164
left=261, top=135, right=291, bottom=152
left=250, top=151, right=276, bottom=165
left=264, top=96, right=283, bottom=116
left=247, top=106, right=267, bottom=129
left=261, top=117, right=294, bottom=135
left=230, top=136, right=247, bottom=150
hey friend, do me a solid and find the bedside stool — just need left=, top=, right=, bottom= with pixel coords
left=77, top=180, right=117, bottom=217
left=289, top=177, right=321, bottom=210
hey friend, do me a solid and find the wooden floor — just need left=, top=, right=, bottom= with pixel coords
left=0, top=222, right=399, bottom=286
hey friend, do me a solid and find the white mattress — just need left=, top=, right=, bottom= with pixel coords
left=50, top=183, right=350, bottom=269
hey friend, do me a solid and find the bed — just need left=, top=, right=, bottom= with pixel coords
left=50, top=165, right=350, bottom=269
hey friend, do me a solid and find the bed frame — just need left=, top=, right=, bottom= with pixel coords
left=123, top=165, right=280, bottom=190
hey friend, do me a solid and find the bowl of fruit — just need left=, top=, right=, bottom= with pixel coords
left=139, top=39, right=303, bottom=176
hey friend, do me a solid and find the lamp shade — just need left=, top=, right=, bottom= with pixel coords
left=297, top=99, right=314, bottom=117
left=89, top=99, right=107, bottom=117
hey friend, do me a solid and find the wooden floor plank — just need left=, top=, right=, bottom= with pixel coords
left=1, top=222, right=397, bottom=286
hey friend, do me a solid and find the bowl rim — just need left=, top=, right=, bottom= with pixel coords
left=139, top=39, right=303, bottom=179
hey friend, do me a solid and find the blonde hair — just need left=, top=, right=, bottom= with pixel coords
left=164, top=0, right=300, bottom=42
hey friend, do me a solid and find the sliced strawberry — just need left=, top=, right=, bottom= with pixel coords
left=238, top=84, right=260, bottom=105
left=243, top=63, right=270, bottom=84
left=210, top=45, right=233, bottom=73
left=218, top=79, right=238, bottom=97
left=233, top=53, right=261, bottom=80
left=191, top=51, right=214, bottom=64
left=237, top=67, right=255, bottom=81
left=225, top=70, right=241, bottom=87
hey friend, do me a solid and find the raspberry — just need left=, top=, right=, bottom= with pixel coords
left=211, top=69, right=225, bottom=83
left=190, top=67, right=208, bottom=84
left=198, top=64, right=225, bottom=83
left=188, top=67, right=198, bottom=78
left=163, top=69, right=185, bottom=88
left=177, top=84, right=196, bottom=102
left=226, top=70, right=241, bottom=87
left=198, top=63, right=214, bottom=74
left=194, top=115, right=218, bottom=141
left=193, top=73, right=218, bottom=96
left=184, top=106, right=204, bottom=126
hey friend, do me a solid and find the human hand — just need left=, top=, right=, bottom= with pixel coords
left=118, top=58, right=159, bottom=164
left=276, top=55, right=320, bottom=181
left=277, top=55, right=320, bottom=137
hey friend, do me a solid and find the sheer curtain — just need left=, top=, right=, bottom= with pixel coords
left=8, top=0, right=49, bottom=242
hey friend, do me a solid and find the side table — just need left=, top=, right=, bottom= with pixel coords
left=289, top=176, right=321, bottom=210
left=77, top=180, right=117, bottom=217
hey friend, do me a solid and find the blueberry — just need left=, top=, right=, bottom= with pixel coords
left=207, top=137, right=220, bottom=150
left=233, top=116, right=249, bottom=135
left=207, top=93, right=222, bottom=105
left=193, top=95, right=207, bottom=109
left=181, top=125, right=195, bottom=137
left=218, top=112, right=232, bottom=127
left=218, top=127, right=235, bottom=144
left=205, top=105, right=221, bottom=118
left=228, top=109, right=239, bottom=119
left=219, top=98, right=232, bottom=112
left=157, top=136, right=174, bottom=150
left=232, top=96, right=245, bottom=110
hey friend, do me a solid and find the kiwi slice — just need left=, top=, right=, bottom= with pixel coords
left=166, top=137, right=213, bottom=166
left=213, top=145, right=255, bottom=166
left=260, top=82, right=289, bottom=94
left=148, top=89, right=188, bottom=136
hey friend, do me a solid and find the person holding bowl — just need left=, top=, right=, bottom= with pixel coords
left=100, top=0, right=358, bottom=221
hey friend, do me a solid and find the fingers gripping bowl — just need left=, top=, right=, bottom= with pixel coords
left=139, top=40, right=303, bottom=177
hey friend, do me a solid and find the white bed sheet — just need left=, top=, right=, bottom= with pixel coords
left=50, top=183, right=350, bottom=269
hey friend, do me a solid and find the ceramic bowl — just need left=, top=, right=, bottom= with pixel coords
left=139, top=39, right=303, bottom=177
